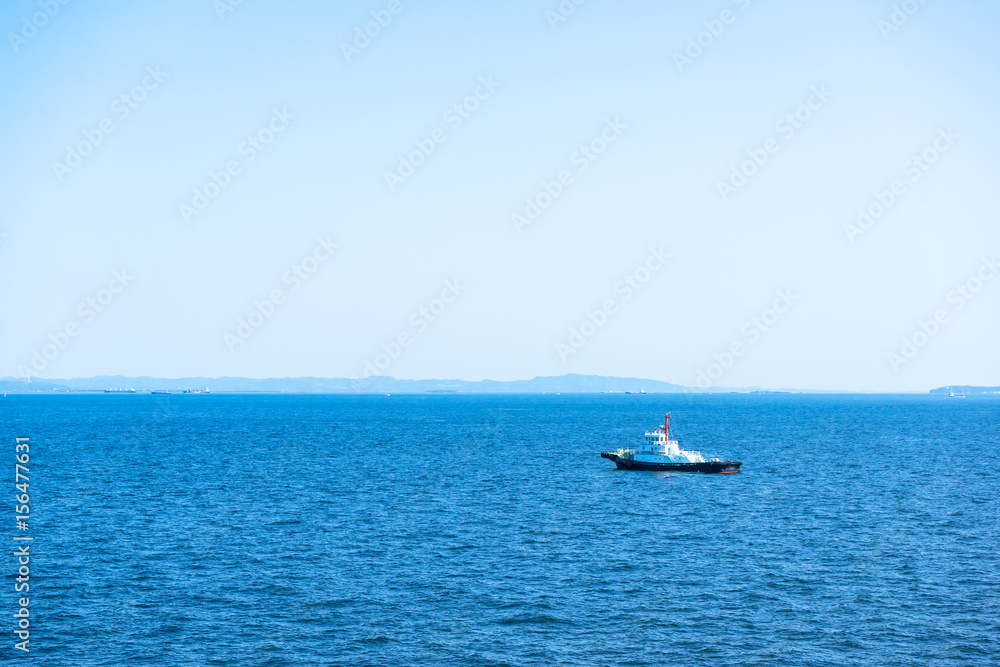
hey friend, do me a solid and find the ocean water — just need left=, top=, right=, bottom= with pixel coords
left=3, top=393, right=999, bottom=666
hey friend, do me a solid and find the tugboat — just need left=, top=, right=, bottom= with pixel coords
left=601, top=414, right=741, bottom=473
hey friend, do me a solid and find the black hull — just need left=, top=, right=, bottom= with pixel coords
left=601, top=452, right=740, bottom=473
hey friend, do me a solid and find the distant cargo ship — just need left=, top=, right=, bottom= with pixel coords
left=183, top=387, right=210, bottom=394
left=151, top=390, right=170, bottom=395
left=601, top=414, right=741, bottom=473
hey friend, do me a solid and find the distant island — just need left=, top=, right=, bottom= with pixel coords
left=1, top=373, right=801, bottom=394
left=0, top=374, right=993, bottom=395
left=929, top=386, right=1000, bottom=395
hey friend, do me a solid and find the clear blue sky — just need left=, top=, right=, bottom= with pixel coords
left=1, top=0, right=998, bottom=391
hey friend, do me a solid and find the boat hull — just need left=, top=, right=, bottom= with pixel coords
left=601, top=452, right=740, bottom=473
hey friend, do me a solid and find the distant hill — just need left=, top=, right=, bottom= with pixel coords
left=0, top=374, right=697, bottom=394
left=929, top=386, right=1000, bottom=395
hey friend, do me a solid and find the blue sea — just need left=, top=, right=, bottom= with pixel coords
left=4, top=393, right=999, bottom=665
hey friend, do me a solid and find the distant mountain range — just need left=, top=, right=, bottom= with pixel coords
left=0, top=375, right=992, bottom=395
left=0, top=373, right=766, bottom=394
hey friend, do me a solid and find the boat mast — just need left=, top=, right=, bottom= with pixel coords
left=664, top=413, right=669, bottom=442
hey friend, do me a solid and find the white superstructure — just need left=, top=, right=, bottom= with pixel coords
left=609, top=415, right=707, bottom=464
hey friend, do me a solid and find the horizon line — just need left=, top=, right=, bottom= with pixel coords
left=1, top=373, right=995, bottom=395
